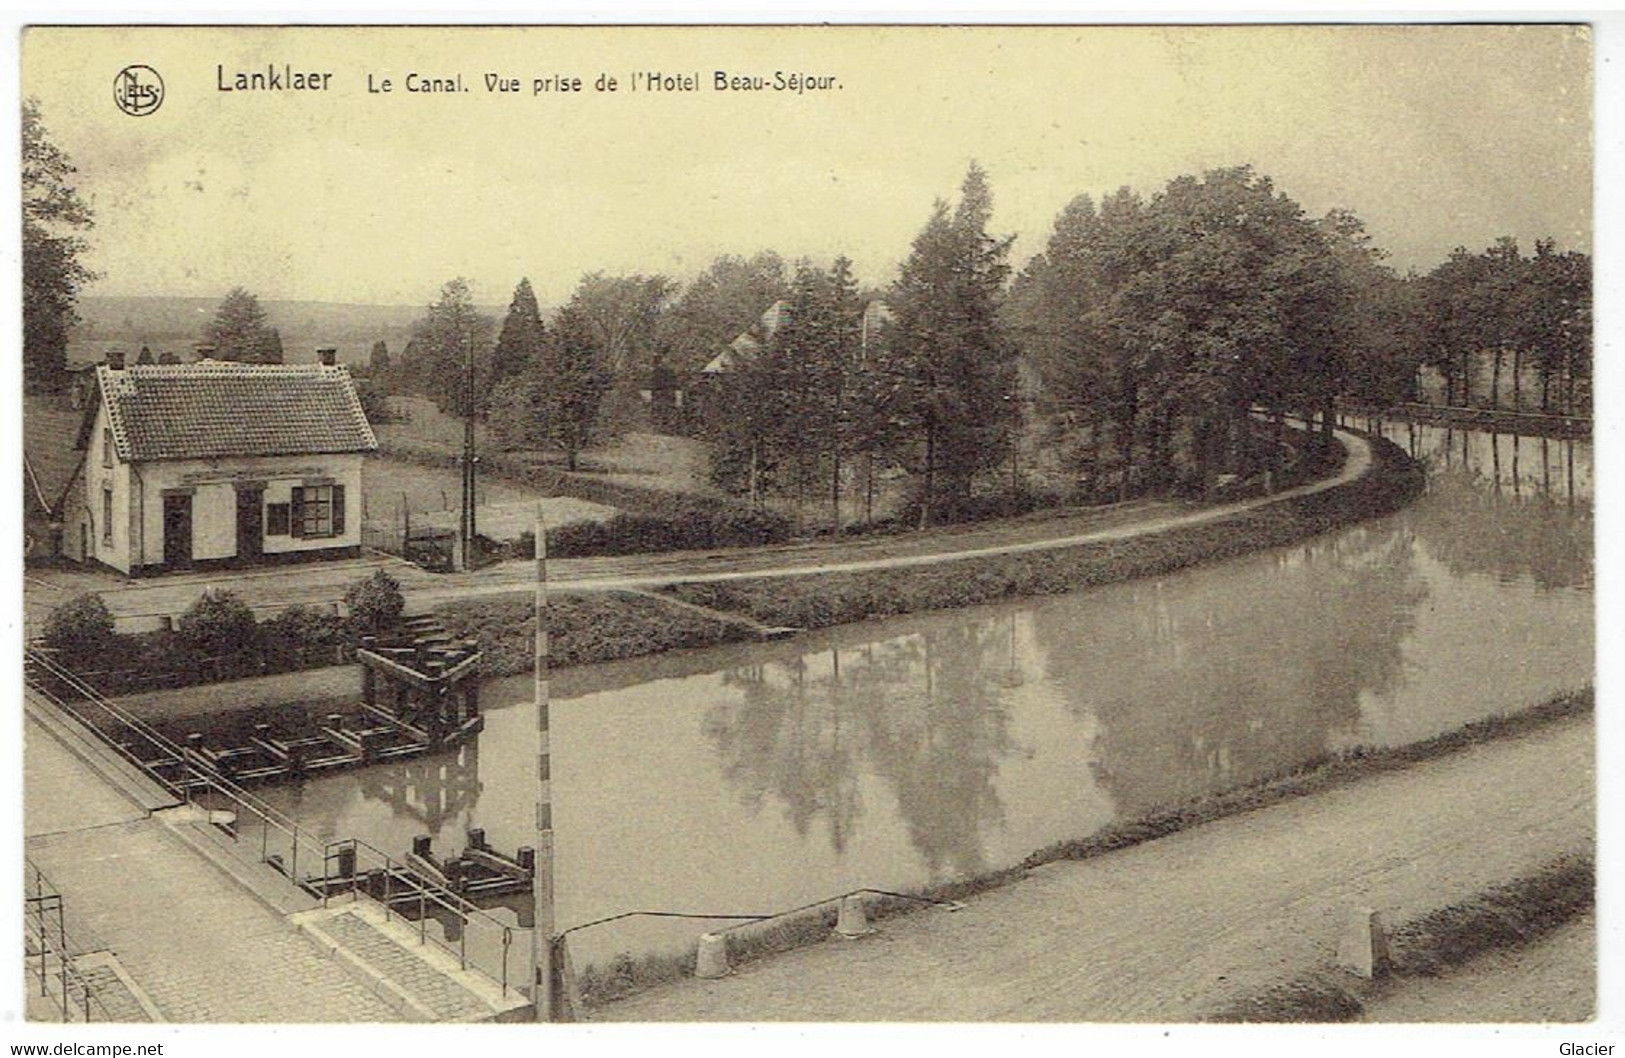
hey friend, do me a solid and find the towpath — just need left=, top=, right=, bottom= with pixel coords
left=595, top=711, right=1593, bottom=1022
left=26, top=429, right=1370, bottom=630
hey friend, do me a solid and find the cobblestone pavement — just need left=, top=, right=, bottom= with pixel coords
left=23, top=716, right=402, bottom=1023
left=320, top=912, right=490, bottom=1021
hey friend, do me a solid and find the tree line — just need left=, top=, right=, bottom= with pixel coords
left=23, top=96, right=1594, bottom=528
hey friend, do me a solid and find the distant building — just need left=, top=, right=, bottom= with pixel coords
left=67, top=349, right=377, bottom=576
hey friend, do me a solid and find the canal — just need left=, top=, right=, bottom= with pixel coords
left=256, top=423, right=1593, bottom=972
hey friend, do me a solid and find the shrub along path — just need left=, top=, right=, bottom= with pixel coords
left=38, top=429, right=1371, bottom=629
left=595, top=709, right=1593, bottom=1022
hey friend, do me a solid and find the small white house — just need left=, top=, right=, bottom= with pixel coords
left=71, top=352, right=377, bottom=576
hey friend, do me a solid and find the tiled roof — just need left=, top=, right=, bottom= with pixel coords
left=94, top=361, right=377, bottom=462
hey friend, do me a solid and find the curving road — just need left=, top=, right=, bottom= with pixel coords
left=26, top=429, right=1370, bottom=628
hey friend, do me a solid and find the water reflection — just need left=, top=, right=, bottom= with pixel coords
left=1051, top=525, right=1426, bottom=820
left=247, top=423, right=1590, bottom=970
left=704, top=621, right=1020, bottom=881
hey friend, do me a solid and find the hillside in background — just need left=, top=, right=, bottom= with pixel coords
left=68, top=296, right=505, bottom=366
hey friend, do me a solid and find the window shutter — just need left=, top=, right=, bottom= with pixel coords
left=332, top=485, right=346, bottom=536
left=290, top=487, right=305, bottom=539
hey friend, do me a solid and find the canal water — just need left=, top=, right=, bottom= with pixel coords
left=256, top=423, right=1593, bottom=971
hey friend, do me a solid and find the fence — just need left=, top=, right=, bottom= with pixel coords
left=25, top=649, right=533, bottom=999
left=24, top=863, right=113, bottom=1022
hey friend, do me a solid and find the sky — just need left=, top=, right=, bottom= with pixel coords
left=21, top=24, right=1593, bottom=310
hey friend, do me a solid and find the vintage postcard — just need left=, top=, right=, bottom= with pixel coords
left=14, top=21, right=1598, bottom=1039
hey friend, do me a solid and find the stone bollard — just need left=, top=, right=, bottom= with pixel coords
left=835, top=894, right=875, bottom=938
left=694, top=932, right=730, bottom=979
left=1336, top=907, right=1390, bottom=979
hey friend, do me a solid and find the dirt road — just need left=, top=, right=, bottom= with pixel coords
left=27, top=430, right=1370, bottom=629
left=594, top=711, right=1592, bottom=1022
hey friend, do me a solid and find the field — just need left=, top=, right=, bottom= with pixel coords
left=359, top=454, right=614, bottom=541
left=379, top=395, right=717, bottom=498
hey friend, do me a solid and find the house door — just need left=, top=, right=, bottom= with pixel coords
left=236, top=488, right=264, bottom=562
left=163, top=493, right=193, bottom=569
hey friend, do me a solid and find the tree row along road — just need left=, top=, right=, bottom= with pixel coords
left=43, top=429, right=1370, bottom=625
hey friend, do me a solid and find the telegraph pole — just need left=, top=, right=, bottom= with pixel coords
left=461, top=320, right=478, bottom=567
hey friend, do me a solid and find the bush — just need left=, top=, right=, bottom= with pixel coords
left=41, top=592, right=115, bottom=663
left=543, top=504, right=795, bottom=559
left=260, top=604, right=347, bottom=670
left=176, top=588, right=258, bottom=657
left=345, top=569, right=405, bottom=638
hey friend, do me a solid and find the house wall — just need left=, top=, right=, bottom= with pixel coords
left=130, top=452, right=364, bottom=573
left=78, top=402, right=133, bottom=573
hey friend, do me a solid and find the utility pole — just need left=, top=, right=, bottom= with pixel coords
left=461, top=319, right=478, bottom=567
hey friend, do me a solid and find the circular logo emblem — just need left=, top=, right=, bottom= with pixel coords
left=113, top=65, right=164, bottom=117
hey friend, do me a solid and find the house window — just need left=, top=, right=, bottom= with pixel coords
left=102, top=429, right=113, bottom=469
left=291, top=484, right=345, bottom=539
left=102, top=488, right=113, bottom=546
left=267, top=503, right=290, bottom=536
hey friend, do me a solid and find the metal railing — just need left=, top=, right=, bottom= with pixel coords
left=24, top=863, right=111, bottom=1022
left=25, top=648, right=532, bottom=999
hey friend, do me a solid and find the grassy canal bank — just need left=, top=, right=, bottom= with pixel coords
left=1209, top=852, right=1595, bottom=1022
left=444, top=430, right=1424, bottom=676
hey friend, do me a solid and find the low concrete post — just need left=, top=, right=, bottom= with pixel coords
left=835, top=894, right=875, bottom=938
left=695, top=933, right=730, bottom=979
left=1336, top=907, right=1390, bottom=979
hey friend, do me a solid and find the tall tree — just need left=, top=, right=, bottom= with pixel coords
left=491, top=277, right=546, bottom=393
left=567, top=272, right=674, bottom=375
left=23, top=98, right=96, bottom=394
left=544, top=304, right=615, bottom=470
left=406, top=278, right=495, bottom=417
left=878, top=163, right=1018, bottom=525
left=487, top=303, right=613, bottom=470
left=204, top=287, right=278, bottom=363
left=369, top=339, right=391, bottom=374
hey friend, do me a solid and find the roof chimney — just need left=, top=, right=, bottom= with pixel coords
left=106, top=349, right=125, bottom=371
left=317, top=347, right=337, bottom=367
left=195, top=343, right=217, bottom=362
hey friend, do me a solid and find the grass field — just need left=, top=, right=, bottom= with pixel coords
left=380, top=395, right=717, bottom=497
left=360, top=454, right=615, bottom=540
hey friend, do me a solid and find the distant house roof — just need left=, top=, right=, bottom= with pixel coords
left=701, top=332, right=763, bottom=374
left=81, top=361, right=378, bottom=462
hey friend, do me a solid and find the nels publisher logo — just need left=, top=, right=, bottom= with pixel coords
left=113, top=65, right=164, bottom=116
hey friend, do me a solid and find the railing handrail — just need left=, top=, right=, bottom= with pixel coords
left=27, top=648, right=529, bottom=996
left=24, top=860, right=113, bottom=1022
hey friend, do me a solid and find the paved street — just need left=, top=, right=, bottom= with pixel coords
left=23, top=711, right=403, bottom=1022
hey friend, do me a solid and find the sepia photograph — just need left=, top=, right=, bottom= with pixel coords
left=11, top=18, right=1603, bottom=1037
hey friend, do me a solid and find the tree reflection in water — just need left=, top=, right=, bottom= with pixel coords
left=1043, top=525, right=1427, bottom=822
left=1404, top=433, right=1592, bottom=592
left=704, top=621, right=1020, bottom=882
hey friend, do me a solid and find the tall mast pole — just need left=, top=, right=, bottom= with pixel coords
left=462, top=319, right=477, bottom=563
left=533, top=500, right=558, bottom=1020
